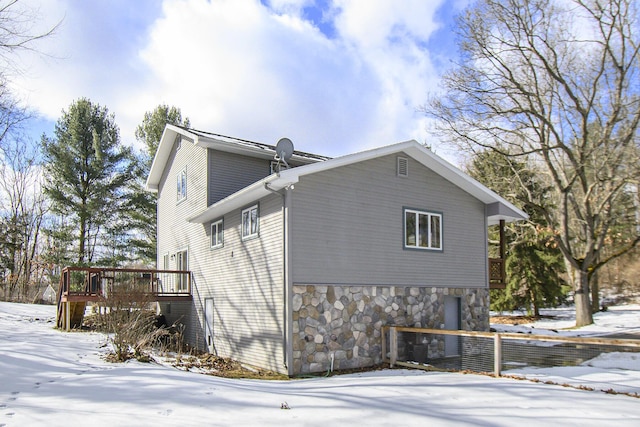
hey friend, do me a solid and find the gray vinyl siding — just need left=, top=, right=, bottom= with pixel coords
left=196, top=193, right=285, bottom=373
left=207, top=149, right=271, bottom=205
left=157, top=139, right=286, bottom=373
left=156, top=136, right=209, bottom=347
left=290, top=154, right=487, bottom=288
left=157, top=136, right=208, bottom=265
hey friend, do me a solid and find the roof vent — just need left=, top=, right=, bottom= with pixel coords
left=397, top=156, right=408, bottom=177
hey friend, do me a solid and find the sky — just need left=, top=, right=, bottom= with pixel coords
left=1, top=301, right=640, bottom=426
left=9, top=0, right=467, bottom=159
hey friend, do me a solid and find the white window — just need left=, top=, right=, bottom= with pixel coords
left=404, top=208, right=442, bottom=250
left=163, top=253, right=169, bottom=270
left=176, top=248, right=188, bottom=291
left=241, top=204, right=259, bottom=240
left=177, top=167, right=187, bottom=202
left=160, top=253, right=170, bottom=293
left=211, top=219, right=224, bottom=248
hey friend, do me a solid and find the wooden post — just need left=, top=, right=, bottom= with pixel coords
left=390, top=327, right=398, bottom=368
left=494, top=334, right=502, bottom=377
left=499, top=219, right=506, bottom=284
left=66, top=301, right=70, bottom=332
left=381, top=327, right=387, bottom=362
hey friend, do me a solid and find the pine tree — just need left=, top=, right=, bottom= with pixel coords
left=127, top=105, right=190, bottom=265
left=467, top=150, right=568, bottom=315
left=41, top=98, right=134, bottom=265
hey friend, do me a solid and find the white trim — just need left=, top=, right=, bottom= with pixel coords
left=176, top=167, right=187, bottom=203
left=186, top=140, right=528, bottom=225
left=241, top=204, right=259, bottom=240
left=404, top=208, right=443, bottom=250
left=210, top=219, right=224, bottom=248
left=175, top=247, right=189, bottom=292
left=146, top=124, right=325, bottom=192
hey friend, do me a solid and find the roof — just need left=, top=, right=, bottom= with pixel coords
left=186, top=139, right=528, bottom=226
left=146, top=125, right=329, bottom=191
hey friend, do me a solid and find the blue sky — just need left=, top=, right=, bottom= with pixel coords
left=12, top=0, right=468, bottom=159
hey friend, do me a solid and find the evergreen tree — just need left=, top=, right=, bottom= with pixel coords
left=467, top=150, right=568, bottom=315
left=128, top=105, right=190, bottom=265
left=135, top=104, right=190, bottom=166
left=41, top=98, right=134, bottom=265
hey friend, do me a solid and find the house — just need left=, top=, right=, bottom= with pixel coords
left=146, top=125, right=527, bottom=376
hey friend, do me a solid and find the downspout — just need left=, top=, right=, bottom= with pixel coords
left=265, top=182, right=293, bottom=375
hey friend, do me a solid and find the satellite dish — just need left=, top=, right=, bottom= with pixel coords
left=275, top=137, right=294, bottom=162
left=273, top=137, right=294, bottom=173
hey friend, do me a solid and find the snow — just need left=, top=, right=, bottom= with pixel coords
left=1, top=302, right=639, bottom=426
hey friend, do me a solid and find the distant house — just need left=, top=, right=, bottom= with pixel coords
left=146, top=125, right=526, bottom=376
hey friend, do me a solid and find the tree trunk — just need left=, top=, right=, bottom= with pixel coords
left=591, top=269, right=600, bottom=314
left=574, top=268, right=593, bottom=327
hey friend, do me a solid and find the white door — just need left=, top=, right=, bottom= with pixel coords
left=204, top=298, right=214, bottom=353
left=444, top=296, right=461, bottom=357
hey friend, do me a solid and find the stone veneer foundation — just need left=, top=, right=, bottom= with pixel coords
left=292, top=285, right=489, bottom=375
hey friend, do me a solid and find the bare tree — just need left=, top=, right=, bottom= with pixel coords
left=0, top=138, right=47, bottom=301
left=0, top=0, right=58, bottom=149
left=425, top=0, right=640, bottom=326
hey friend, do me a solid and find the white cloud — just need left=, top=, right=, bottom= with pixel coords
left=10, top=0, right=457, bottom=157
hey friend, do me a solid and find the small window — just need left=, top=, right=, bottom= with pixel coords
left=211, top=219, right=224, bottom=248
left=177, top=167, right=187, bottom=202
left=241, top=204, right=259, bottom=240
left=397, top=156, right=409, bottom=177
left=404, top=208, right=442, bottom=250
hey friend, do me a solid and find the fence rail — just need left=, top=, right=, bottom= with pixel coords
left=383, top=326, right=640, bottom=377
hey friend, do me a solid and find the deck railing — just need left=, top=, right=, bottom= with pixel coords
left=58, top=266, right=192, bottom=302
left=56, top=266, right=192, bottom=330
left=489, top=258, right=506, bottom=289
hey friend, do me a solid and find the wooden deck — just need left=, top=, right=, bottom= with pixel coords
left=56, top=266, right=192, bottom=330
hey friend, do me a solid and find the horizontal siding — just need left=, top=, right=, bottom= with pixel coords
left=156, top=136, right=210, bottom=349
left=158, top=139, right=286, bottom=373
left=192, top=193, right=285, bottom=373
left=207, top=149, right=271, bottom=205
left=290, top=154, right=487, bottom=287
left=157, top=136, right=208, bottom=265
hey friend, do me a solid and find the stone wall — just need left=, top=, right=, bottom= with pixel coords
left=291, top=284, right=489, bottom=375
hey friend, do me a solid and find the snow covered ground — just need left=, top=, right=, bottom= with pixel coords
left=1, top=302, right=639, bottom=426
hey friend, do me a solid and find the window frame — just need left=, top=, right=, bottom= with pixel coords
left=241, top=204, right=259, bottom=240
left=175, top=248, right=189, bottom=291
left=177, top=167, right=187, bottom=203
left=403, top=207, right=443, bottom=251
left=210, top=219, right=224, bottom=249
